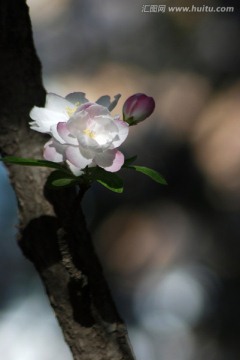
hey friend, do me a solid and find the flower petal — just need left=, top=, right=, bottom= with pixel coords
left=50, top=124, right=66, bottom=144
left=74, top=102, right=95, bottom=114
left=45, top=93, right=74, bottom=113
left=96, top=94, right=121, bottom=111
left=66, top=161, right=84, bottom=176
left=94, top=149, right=124, bottom=172
left=96, top=95, right=111, bottom=108
left=65, top=146, right=92, bottom=169
left=57, top=122, right=78, bottom=145
left=65, top=92, right=89, bottom=105
left=111, top=118, right=129, bottom=148
left=108, top=94, right=121, bottom=111
left=43, top=139, right=65, bottom=162
left=78, top=103, right=111, bottom=118
left=29, top=107, right=67, bottom=133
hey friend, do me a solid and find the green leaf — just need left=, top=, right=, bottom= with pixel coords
left=128, top=165, right=167, bottom=185
left=1, top=156, right=70, bottom=173
left=88, top=167, right=123, bottom=193
left=123, top=155, right=137, bottom=167
left=46, top=170, right=79, bottom=188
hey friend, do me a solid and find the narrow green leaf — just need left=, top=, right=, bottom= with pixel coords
left=129, top=165, right=167, bottom=185
left=97, top=179, right=123, bottom=193
left=1, top=156, right=70, bottom=173
left=89, top=167, right=123, bottom=193
left=46, top=170, right=78, bottom=188
left=123, top=155, right=137, bottom=167
left=51, top=178, right=78, bottom=187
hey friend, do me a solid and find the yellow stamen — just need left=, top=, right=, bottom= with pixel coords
left=66, top=102, right=81, bottom=117
left=83, top=128, right=95, bottom=139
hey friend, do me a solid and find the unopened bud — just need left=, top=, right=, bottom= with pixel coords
left=123, top=93, right=155, bottom=125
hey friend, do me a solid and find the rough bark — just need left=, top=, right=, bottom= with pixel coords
left=0, top=1, right=134, bottom=359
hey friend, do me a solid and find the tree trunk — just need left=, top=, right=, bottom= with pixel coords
left=0, top=1, right=134, bottom=359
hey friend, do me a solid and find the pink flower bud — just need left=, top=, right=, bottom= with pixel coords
left=123, top=93, right=155, bottom=125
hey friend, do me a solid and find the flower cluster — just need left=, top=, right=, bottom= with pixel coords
left=29, top=92, right=155, bottom=177
left=30, top=93, right=129, bottom=176
left=2, top=91, right=165, bottom=192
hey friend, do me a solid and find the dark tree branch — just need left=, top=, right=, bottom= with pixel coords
left=0, top=1, right=134, bottom=359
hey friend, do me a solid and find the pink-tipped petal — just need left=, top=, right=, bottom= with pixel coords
left=50, top=124, right=66, bottom=144
left=43, top=139, right=64, bottom=163
left=57, top=122, right=78, bottom=145
left=75, top=102, right=94, bottom=113
left=76, top=103, right=110, bottom=118
left=95, top=149, right=124, bottom=172
left=66, top=145, right=92, bottom=169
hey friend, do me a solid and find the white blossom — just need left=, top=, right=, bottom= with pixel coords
left=30, top=93, right=128, bottom=175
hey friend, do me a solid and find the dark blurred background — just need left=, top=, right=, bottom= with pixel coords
left=1, top=0, right=240, bottom=358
